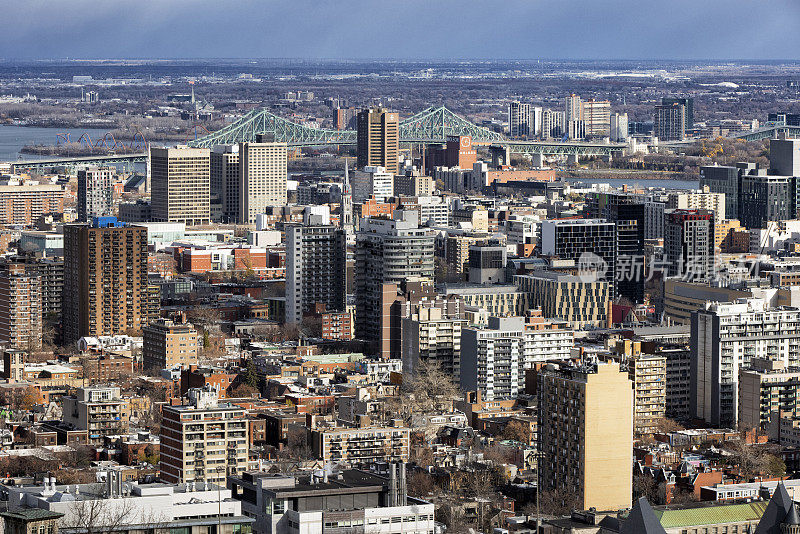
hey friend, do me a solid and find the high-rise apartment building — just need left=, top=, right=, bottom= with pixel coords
left=662, top=96, right=694, bottom=129
left=150, top=146, right=211, bottom=226
left=142, top=317, right=199, bottom=371
left=565, top=94, right=583, bottom=122
left=35, top=257, right=63, bottom=334
left=581, top=99, right=611, bottom=137
left=628, top=354, right=667, bottom=435
left=357, top=107, right=399, bottom=175
left=538, top=361, right=633, bottom=512
left=644, top=198, right=666, bottom=240
left=0, top=262, right=42, bottom=350
left=285, top=224, right=347, bottom=324
left=62, top=218, right=149, bottom=343
left=611, top=112, right=629, bottom=142
left=77, top=166, right=115, bottom=222
left=461, top=314, right=573, bottom=400
left=508, top=101, right=532, bottom=137
left=355, top=211, right=435, bottom=356
left=664, top=210, right=715, bottom=282
left=401, top=296, right=467, bottom=381
left=739, top=173, right=797, bottom=229
left=531, top=106, right=543, bottom=137
left=341, top=160, right=354, bottom=234
left=568, top=119, right=586, bottom=140
left=333, top=106, right=358, bottom=130
left=654, top=103, right=686, bottom=141
left=542, top=109, right=565, bottom=138
left=444, top=233, right=487, bottom=276
left=239, top=142, right=288, bottom=225
left=160, top=386, right=249, bottom=484
left=210, top=144, right=240, bottom=223
left=702, top=141, right=800, bottom=229
left=691, top=298, right=800, bottom=427
left=588, top=193, right=647, bottom=303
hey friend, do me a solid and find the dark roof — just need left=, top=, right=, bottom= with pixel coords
left=598, top=515, right=621, bottom=531
left=621, top=497, right=667, bottom=534
left=269, top=469, right=388, bottom=498
left=0, top=509, right=63, bottom=521
left=786, top=502, right=800, bottom=526
left=756, top=482, right=793, bottom=534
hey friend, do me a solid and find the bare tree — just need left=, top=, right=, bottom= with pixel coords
left=654, top=417, right=685, bottom=434
left=501, top=420, right=531, bottom=444
left=63, top=489, right=138, bottom=534
left=634, top=474, right=660, bottom=504
left=464, top=469, right=501, bottom=533
left=725, top=439, right=769, bottom=481
left=538, top=487, right=581, bottom=517
left=281, top=426, right=313, bottom=461
left=192, top=307, right=222, bottom=333
left=229, top=383, right=259, bottom=398
left=402, top=359, right=460, bottom=415
left=406, top=471, right=435, bottom=498
left=300, top=316, right=322, bottom=339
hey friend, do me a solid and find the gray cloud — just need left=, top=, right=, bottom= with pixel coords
left=0, top=0, right=798, bottom=59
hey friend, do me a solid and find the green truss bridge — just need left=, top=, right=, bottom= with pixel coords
left=731, top=124, right=800, bottom=142
left=187, top=105, right=627, bottom=156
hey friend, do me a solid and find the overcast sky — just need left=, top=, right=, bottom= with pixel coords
left=2, top=0, right=799, bottom=60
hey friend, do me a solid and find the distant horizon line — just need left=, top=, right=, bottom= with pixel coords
left=0, top=57, right=799, bottom=64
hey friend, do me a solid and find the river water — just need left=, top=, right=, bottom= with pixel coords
left=0, top=124, right=119, bottom=162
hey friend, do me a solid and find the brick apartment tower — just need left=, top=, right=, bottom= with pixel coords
left=62, top=218, right=149, bottom=343
left=357, top=107, right=399, bottom=175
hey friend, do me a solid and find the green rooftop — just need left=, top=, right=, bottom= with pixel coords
left=654, top=501, right=767, bottom=528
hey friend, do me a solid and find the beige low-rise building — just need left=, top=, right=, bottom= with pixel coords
left=667, top=189, right=726, bottom=220
left=440, top=283, right=530, bottom=318
left=142, top=317, right=199, bottom=371
left=516, top=272, right=610, bottom=329
left=310, top=420, right=410, bottom=467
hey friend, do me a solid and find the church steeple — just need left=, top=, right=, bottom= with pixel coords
left=341, top=158, right=354, bottom=232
